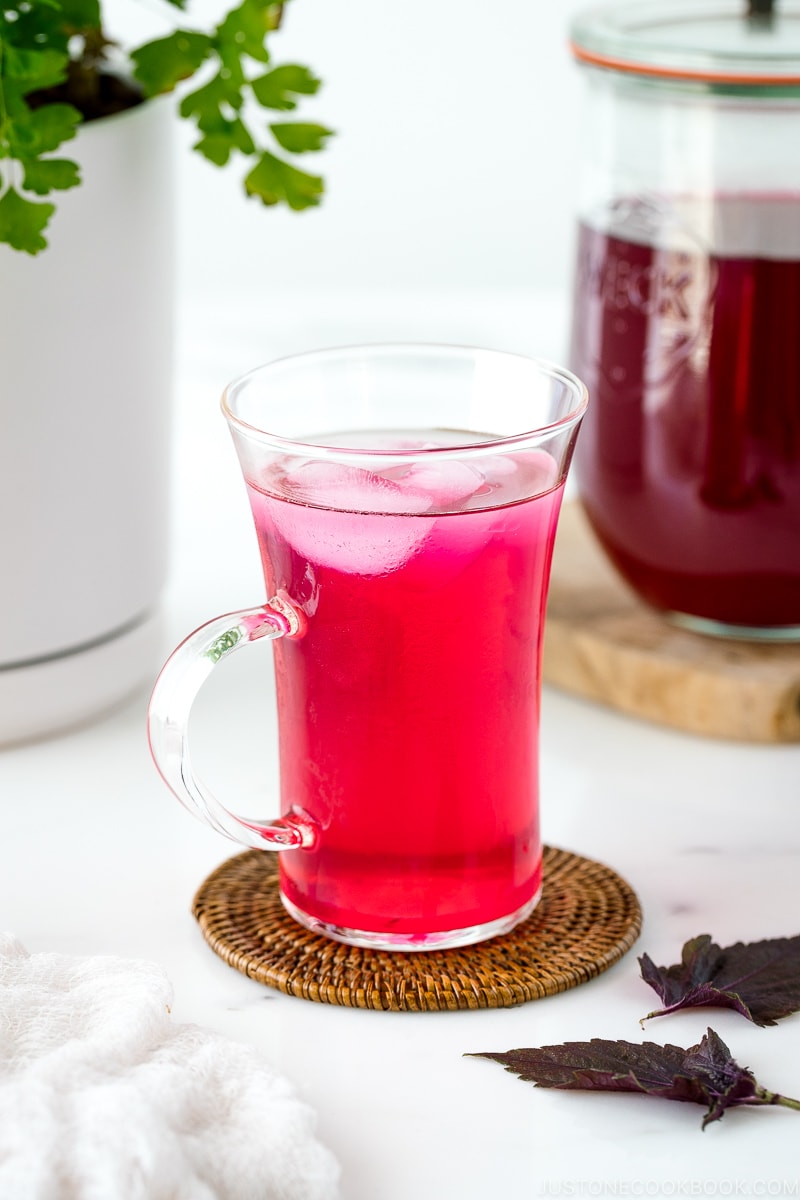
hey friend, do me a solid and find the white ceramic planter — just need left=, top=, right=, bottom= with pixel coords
left=0, top=98, right=174, bottom=744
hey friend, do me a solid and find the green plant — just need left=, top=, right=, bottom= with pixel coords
left=0, top=0, right=332, bottom=254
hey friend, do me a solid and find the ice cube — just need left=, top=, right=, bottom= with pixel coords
left=508, top=449, right=560, bottom=495
left=390, top=460, right=486, bottom=511
left=283, top=459, right=433, bottom=514
left=462, top=448, right=559, bottom=507
left=475, top=454, right=518, bottom=478
left=260, top=459, right=435, bottom=576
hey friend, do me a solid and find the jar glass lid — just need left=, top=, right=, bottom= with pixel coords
left=570, top=1, right=800, bottom=85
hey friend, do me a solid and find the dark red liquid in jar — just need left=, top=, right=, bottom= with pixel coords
left=570, top=195, right=800, bottom=630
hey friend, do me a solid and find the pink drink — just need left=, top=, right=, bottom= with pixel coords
left=244, top=434, right=564, bottom=942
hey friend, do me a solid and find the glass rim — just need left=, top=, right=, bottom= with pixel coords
left=220, top=342, right=589, bottom=462
left=570, top=0, right=800, bottom=87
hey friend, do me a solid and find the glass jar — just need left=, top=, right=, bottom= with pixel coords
left=568, top=0, right=800, bottom=639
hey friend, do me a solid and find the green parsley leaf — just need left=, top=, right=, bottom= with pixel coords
left=2, top=4, right=69, bottom=57
left=131, top=31, right=213, bottom=97
left=171, top=14, right=329, bottom=209
left=0, top=186, right=55, bottom=254
left=3, top=45, right=67, bottom=91
left=180, top=73, right=243, bottom=129
left=0, top=0, right=328, bottom=252
left=194, top=117, right=255, bottom=166
left=269, top=121, right=333, bottom=154
left=22, top=155, right=80, bottom=194
left=244, top=149, right=323, bottom=209
left=59, top=0, right=102, bottom=27
left=193, top=134, right=232, bottom=167
left=10, top=103, right=82, bottom=156
left=216, top=0, right=276, bottom=65
left=251, top=64, right=320, bottom=111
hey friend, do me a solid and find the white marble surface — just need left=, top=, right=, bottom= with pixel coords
left=2, top=287, right=800, bottom=1199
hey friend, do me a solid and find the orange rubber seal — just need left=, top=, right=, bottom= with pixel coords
left=570, top=40, right=800, bottom=86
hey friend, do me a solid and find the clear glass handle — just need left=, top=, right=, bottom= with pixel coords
left=147, top=596, right=316, bottom=850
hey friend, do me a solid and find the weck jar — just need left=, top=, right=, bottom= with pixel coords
left=568, top=0, right=800, bottom=639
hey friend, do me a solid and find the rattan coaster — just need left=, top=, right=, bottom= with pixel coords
left=191, top=846, right=642, bottom=1012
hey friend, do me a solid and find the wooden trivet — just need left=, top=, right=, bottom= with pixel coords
left=544, top=503, right=800, bottom=743
left=191, top=846, right=641, bottom=1011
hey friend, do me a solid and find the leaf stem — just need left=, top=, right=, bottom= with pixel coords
left=0, top=36, right=7, bottom=138
left=640, top=1005, right=674, bottom=1027
left=0, top=36, right=9, bottom=198
left=756, top=1087, right=800, bottom=1112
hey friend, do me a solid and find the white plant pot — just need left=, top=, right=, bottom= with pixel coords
left=0, top=98, right=174, bottom=744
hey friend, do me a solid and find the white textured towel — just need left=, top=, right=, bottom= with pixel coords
left=0, top=934, right=340, bottom=1200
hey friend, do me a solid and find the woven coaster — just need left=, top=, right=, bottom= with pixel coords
left=191, top=846, right=642, bottom=1012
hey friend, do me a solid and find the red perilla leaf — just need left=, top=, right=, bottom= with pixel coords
left=639, top=933, right=800, bottom=1026
left=469, top=1028, right=800, bottom=1129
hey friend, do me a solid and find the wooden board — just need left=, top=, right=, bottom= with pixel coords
left=543, top=503, right=800, bottom=743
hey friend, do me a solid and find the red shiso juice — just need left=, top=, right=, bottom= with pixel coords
left=244, top=434, right=564, bottom=945
left=570, top=195, right=800, bottom=632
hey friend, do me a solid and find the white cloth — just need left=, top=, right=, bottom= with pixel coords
left=0, top=935, right=340, bottom=1200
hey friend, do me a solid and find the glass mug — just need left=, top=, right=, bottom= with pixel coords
left=147, top=345, right=587, bottom=951
left=569, top=0, right=800, bottom=640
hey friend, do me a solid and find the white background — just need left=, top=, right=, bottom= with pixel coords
left=110, top=0, right=590, bottom=308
